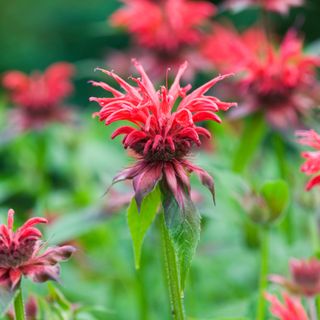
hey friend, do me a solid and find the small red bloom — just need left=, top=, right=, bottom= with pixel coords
left=270, top=258, right=320, bottom=296
left=0, top=209, right=75, bottom=291
left=2, top=62, right=75, bottom=130
left=297, top=130, right=320, bottom=191
left=90, top=60, right=236, bottom=208
left=265, top=292, right=309, bottom=320
left=202, top=25, right=320, bottom=128
left=110, top=0, right=215, bottom=52
left=225, top=0, right=303, bottom=14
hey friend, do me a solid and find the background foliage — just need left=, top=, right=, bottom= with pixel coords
left=0, top=0, right=320, bottom=319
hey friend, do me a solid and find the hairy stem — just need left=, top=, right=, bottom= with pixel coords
left=14, top=287, right=25, bottom=320
left=257, top=227, right=269, bottom=320
left=160, top=212, right=186, bottom=320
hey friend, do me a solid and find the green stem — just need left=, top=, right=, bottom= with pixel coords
left=14, top=287, right=25, bottom=320
left=273, top=133, right=294, bottom=244
left=136, top=269, right=148, bottom=320
left=257, top=227, right=269, bottom=320
left=232, top=113, right=266, bottom=174
left=160, top=212, right=186, bottom=320
left=310, top=214, right=320, bottom=255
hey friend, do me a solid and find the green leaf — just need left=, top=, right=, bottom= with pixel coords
left=161, top=189, right=201, bottom=291
left=127, top=187, right=161, bottom=269
left=260, top=180, right=290, bottom=223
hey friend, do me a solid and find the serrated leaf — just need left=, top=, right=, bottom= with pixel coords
left=260, top=180, right=289, bottom=223
left=161, top=189, right=201, bottom=291
left=127, top=187, right=161, bottom=269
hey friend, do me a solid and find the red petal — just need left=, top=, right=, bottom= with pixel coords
left=111, top=126, right=136, bottom=139
left=193, top=111, right=222, bottom=123
left=123, top=130, right=147, bottom=148
left=306, top=175, right=320, bottom=191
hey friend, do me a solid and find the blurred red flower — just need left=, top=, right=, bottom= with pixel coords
left=297, top=130, right=320, bottom=191
left=225, top=0, right=303, bottom=14
left=202, top=25, right=320, bottom=128
left=90, top=60, right=236, bottom=208
left=270, top=258, right=320, bottom=296
left=110, top=0, right=215, bottom=52
left=0, top=209, right=75, bottom=291
left=2, top=62, right=75, bottom=130
left=265, top=292, right=309, bottom=320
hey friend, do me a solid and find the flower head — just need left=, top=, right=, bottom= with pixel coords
left=296, top=130, right=320, bottom=191
left=90, top=60, right=236, bottom=208
left=265, top=292, right=309, bottom=320
left=270, top=258, right=320, bottom=297
left=225, top=0, right=303, bottom=14
left=110, top=0, right=215, bottom=52
left=202, top=25, right=320, bottom=128
left=0, top=209, right=75, bottom=291
left=2, top=62, right=75, bottom=130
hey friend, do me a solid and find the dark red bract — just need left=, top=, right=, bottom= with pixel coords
left=90, top=60, right=236, bottom=208
left=0, top=209, right=75, bottom=291
left=2, top=62, right=75, bottom=130
left=270, top=258, right=320, bottom=297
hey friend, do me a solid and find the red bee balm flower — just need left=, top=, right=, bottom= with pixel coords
left=225, top=0, right=303, bottom=14
left=270, top=258, right=320, bottom=296
left=0, top=209, right=75, bottom=291
left=2, top=63, right=75, bottom=130
left=90, top=61, right=236, bottom=208
left=202, top=26, right=320, bottom=128
left=110, top=0, right=215, bottom=52
left=265, top=292, right=309, bottom=320
left=297, top=130, right=320, bottom=191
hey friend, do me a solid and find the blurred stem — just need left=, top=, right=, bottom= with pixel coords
left=273, top=133, right=294, bottom=244
left=257, top=226, right=269, bottom=320
left=159, top=212, right=186, bottom=320
left=34, top=132, right=50, bottom=199
left=232, top=113, right=266, bottom=174
left=308, top=297, right=318, bottom=320
left=310, top=213, right=320, bottom=255
left=136, top=269, right=148, bottom=320
left=14, top=287, right=25, bottom=320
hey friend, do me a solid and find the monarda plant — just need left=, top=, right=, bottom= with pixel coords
left=0, top=209, right=75, bottom=320
left=90, top=60, right=236, bottom=319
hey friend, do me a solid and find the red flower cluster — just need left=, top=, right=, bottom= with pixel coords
left=111, top=0, right=215, bottom=52
left=0, top=209, right=75, bottom=291
left=90, top=60, right=236, bottom=208
left=270, top=258, right=320, bottom=296
left=202, top=26, right=320, bottom=128
left=2, top=63, right=75, bottom=130
left=297, top=130, right=320, bottom=191
left=265, top=292, right=309, bottom=320
left=225, top=0, right=303, bottom=14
